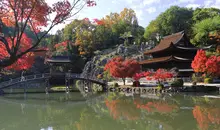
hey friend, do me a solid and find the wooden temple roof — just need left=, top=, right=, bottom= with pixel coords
left=139, top=55, right=192, bottom=65
left=144, top=31, right=197, bottom=55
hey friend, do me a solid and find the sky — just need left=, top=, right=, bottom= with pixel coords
left=47, top=0, right=220, bottom=34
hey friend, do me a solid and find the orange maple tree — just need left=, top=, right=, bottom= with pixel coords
left=104, top=57, right=140, bottom=85
left=0, top=0, right=96, bottom=70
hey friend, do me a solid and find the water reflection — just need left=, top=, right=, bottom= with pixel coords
left=0, top=92, right=220, bottom=130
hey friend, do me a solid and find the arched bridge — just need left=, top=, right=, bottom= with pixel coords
left=0, top=73, right=107, bottom=90
left=0, top=73, right=50, bottom=89
left=66, top=73, right=107, bottom=86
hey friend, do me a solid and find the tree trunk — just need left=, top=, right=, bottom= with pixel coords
left=122, top=78, right=126, bottom=85
left=0, top=57, right=17, bottom=69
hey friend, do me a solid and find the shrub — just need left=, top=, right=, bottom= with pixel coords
left=171, top=78, right=184, bottom=87
left=192, top=73, right=203, bottom=82
left=113, top=82, right=119, bottom=88
left=204, top=78, right=213, bottom=83
left=92, top=84, right=103, bottom=92
left=132, top=81, right=140, bottom=87
left=157, top=84, right=164, bottom=90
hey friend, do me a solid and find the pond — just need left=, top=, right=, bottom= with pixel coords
left=1, top=91, right=220, bottom=130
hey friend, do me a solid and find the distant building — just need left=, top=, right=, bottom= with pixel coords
left=139, top=31, right=210, bottom=77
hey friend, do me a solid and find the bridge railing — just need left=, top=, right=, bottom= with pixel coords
left=66, top=73, right=106, bottom=84
left=0, top=73, right=50, bottom=89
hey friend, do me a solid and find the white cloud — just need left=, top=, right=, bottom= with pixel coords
left=186, top=4, right=201, bottom=9
left=178, top=0, right=196, bottom=3
left=146, top=7, right=156, bottom=13
left=215, top=0, right=220, bottom=7
left=112, top=0, right=119, bottom=4
left=204, top=0, right=214, bottom=7
left=143, top=0, right=161, bottom=5
left=134, top=9, right=143, bottom=21
left=203, top=0, right=220, bottom=8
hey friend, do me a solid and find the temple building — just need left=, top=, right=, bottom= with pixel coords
left=139, top=31, right=205, bottom=77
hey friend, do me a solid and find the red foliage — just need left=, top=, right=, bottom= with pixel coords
left=86, top=0, right=97, bottom=7
left=192, top=50, right=220, bottom=77
left=104, top=57, right=140, bottom=84
left=191, top=50, right=208, bottom=73
left=93, top=18, right=105, bottom=25
left=0, top=0, right=96, bottom=69
left=193, top=106, right=220, bottom=130
left=52, top=1, right=71, bottom=24
left=105, top=99, right=140, bottom=120
left=134, top=101, right=178, bottom=114
left=54, top=40, right=69, bottom=52
left=0, top=34, right=35, bottom=70
left=145, top=69, right=174, bottom=83
left=132, top=71, right=147, bottom=81
left=205, top=56, right=220, bottom=76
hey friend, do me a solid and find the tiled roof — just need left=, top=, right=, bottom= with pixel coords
left=144, top=31, right=185, bottom=55
left=139, top=55, right=191, bottom=65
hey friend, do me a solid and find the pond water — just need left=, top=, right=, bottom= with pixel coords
left=1, top=91, right=220, bottom=130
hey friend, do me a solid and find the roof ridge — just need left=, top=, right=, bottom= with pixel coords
left=162, top=30, right=184, bottom=39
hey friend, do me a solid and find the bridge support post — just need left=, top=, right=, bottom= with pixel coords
left=23, top=82, right=27, bottom=94
left=72, top=80, right=75, bottom=89
left=83, top=80, right=89, bottom=93
left=102, top=85, right=108, bottom=92
left=65, top=78, right=70, bottom=94
left=45, top=79, right=49, bottom=94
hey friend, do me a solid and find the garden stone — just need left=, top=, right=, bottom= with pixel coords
left=0, top=89, right=4, bottom=95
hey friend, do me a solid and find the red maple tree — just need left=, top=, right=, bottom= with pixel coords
left=145, top=69, right=174, bottom=84
left=191, top=50, right=220, bottom=77
left=104, top=57, right=140, bottom=85
left=54, top=40, right=69, bottom=52
left=191, top=50, right=208, bottom=73
left=0, top=0, right=95, bottom=70
left=0, top=34, right=35, bottom=70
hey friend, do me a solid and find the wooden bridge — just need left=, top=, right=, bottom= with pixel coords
left=0, top=73, right=51, bottom=89
left=0, top=73, right=107, bottom=90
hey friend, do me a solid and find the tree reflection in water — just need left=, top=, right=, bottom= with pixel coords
left=193, top=105, right=220, bottom=130
left=105, top=99, right=140, bottom=120
left=2, top=93, right=220, bottom=130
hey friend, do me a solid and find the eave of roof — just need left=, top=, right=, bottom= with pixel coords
left=139, top=55, right=192, bottom=65
left=144, top=31, right=185, bottom=55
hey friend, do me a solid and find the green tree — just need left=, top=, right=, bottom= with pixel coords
left=193, top=8, right=220, bottom=22
left=144, top=20, right=159, bottom=40
left=191, top=16, right=220, bottom=46
left=144, top=6, right=193, bottom=41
